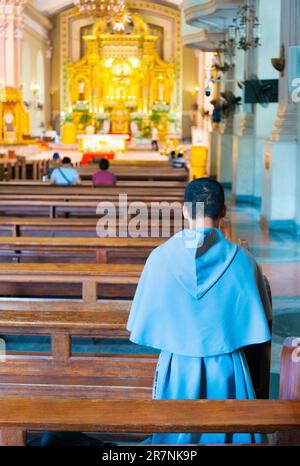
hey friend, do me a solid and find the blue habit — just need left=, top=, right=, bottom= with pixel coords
left=127, top=228, right=272, bottom=445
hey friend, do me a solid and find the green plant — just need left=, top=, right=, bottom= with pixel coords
left=150, top=112, right=161, bottom=124
left=168, top=112, right=177, bottom=124
left=79, top=113, right=91, bottom=124
left=143, top=126, right=151, bottom=138
left=64, top=113, right=73, bottom=123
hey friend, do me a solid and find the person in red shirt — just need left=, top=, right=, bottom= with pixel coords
left=92, top=158, right=117, bottom=186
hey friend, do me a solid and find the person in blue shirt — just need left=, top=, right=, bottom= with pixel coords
left=50, top=156, right=81, bottom=185
left=127, top=178, right=272, bottom=445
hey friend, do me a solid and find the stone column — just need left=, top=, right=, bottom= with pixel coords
left=232, top=111, right=256, bottom=200
left=0, top=0, right=27, bottom=89
left=232, top=101, right=256, bottom=203
left=217, top=118, right=233, bottom=187
left=209, top=125, right=221, bottom=178
left=44, top=42, right=53, bottom=129
left=262, top=0, right=300, bottom=230
left=217, top=66, right=235, bottom=187
left=0, top=2, right=6, bottom=87
left=231, top=14, right=257, bottom=202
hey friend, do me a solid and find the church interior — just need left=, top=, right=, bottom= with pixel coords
left=0, top=0, right=299, bottom=448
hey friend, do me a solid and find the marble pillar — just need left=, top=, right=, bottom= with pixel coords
left=44, top=42, right=53, bottom=129
left=217, top=119, right=233, bottom=187
left=262, top=0, right=300, bottom=231
left=232, top=111, right=256, bottom=201
left=0, top=1, right=27, bottom=89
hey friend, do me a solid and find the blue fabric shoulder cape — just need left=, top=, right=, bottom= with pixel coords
left=127, top=228, right=271, bottom=357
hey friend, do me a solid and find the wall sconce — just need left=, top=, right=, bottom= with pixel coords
left=271, top=44, right=285, bottom=76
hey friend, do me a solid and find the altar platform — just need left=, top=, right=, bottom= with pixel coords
left=0, top=143, right=168, bottom=165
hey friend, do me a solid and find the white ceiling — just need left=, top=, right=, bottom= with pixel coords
left=30, top=0, right=183, bottom=17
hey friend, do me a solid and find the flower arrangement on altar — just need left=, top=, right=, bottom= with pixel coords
left=130, top=112, right=146, bottom=121
left=160, top=139, right=186, bottom=159
left=152, top=103, right=170, bottom=113
left=63, top=113, right=74, bottom=123
left=95, top=113, right=109, bottom=121
left=72, top=101, right=89, bottom=112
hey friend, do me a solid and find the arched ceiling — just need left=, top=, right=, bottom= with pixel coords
left=184, top=0, right=241, bottom=30
left=29, top=0, right=241, bottom=51
left=30, top=0, right=182, bottom=17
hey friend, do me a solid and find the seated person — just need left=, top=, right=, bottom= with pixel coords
left=127, top=178, right=272, bottom=445
left=50, top=156, right=81, bottom=185
left=92, top=158, right=117, bottom=186
left=52, top=152, right=61, bottom=164
left=172, top=152, right=186, bottom=168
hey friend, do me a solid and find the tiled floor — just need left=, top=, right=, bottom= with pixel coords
left=229, top=202, right=300, bottom=398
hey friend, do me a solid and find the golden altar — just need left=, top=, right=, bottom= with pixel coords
left=63, top=13, right=176, bottom=143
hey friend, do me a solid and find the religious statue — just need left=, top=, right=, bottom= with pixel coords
left=158, top=81, right=165, bottom=102
left=78, top=81, right=86, bottom=101
left=0, top=87, right=29, bottom=143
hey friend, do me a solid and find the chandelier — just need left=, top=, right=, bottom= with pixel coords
left=74, top=0, right=131, bottom=31
left=225, top=1, right=261, bottom=52
left=217, top=39, right=236, bottom=72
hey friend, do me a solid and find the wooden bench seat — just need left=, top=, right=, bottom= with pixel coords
left=0, top=298, right=271, bottom=401
left=0, top=217, right=182, bottom=238
left=77, top=168, right=188, bottom=182
left=0, top=398, right=299, bottom=446
left=0, top=308, right=155, bottom=400
left=0, top=180, right=187, bottom=189
left=0, top=263, right=142, bottom=303
left=0, top=199, right=184, bottom=219
left=0, top=237, right=165, bottom=264
left=0, top=185, right=185, bottom=197
left=0, top=159, right=189, bottom=183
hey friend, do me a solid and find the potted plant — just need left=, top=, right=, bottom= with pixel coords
left=150, top=112, right=161, bottom=124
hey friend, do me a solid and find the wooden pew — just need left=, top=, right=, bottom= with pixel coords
left=275, top=337, right=300, bottom=445
left=0, top=304, right=272, bottom=399
left=0, top=187, right=185, bottom=201
left=0, top=398, right=299, bottom=446
left=0, top=180, right=186, bottom=192
left=0, top=263, right=142, bottom=304
left=0, top=158, right=188, bottom=182
left=0, top=217, right=183, bottom=238
left=0, top=336, right=296, bottom=446
left=0, top=237, right=165, bottom=264
left=0, top=159, right=47, bottom=181
left=0, top=308, right=155, bottom=401
left=0, top=180, right=187, bottom=192
left=0, top=199, right=184, bottom=219
left=0, top=259, right=271, bottom=401
left=77, top=165, right=189, bottom=182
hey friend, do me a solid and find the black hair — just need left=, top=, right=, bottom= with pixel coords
left=62, top=157, right=71, bottom=165
left=99, top=158, right=109, bottom=171
left=184, top=178, right=225, bottom=220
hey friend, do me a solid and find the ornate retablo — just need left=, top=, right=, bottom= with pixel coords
left=64, top=13, right=177, bottom=143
